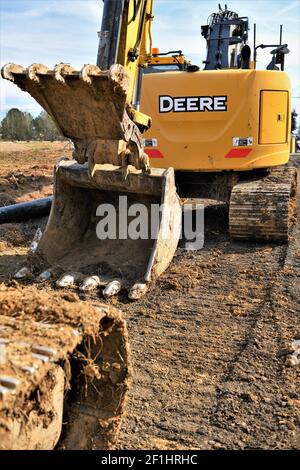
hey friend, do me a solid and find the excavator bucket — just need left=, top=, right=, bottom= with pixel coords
left=1, top=62, right=150, bottom=168
left=30, top=160, right=181, bottom=298
left=2, top=63, right=131, bottom=142
left=0, top=286, right=131, bottom=450
left=1, top=63, right=181, bottom=299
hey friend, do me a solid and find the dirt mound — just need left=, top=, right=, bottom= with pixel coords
left=0, top=285, right=132, bottom=449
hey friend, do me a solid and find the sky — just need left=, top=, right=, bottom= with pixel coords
left=0, top=0, right=300, bottom=119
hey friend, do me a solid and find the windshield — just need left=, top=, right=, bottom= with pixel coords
left=143, top=64, right=184, bottom=74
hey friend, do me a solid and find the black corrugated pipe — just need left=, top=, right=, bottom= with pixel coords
left=0, top=197, right=53, bottom=224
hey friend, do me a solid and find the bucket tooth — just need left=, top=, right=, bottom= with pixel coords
left=26, top=63, right=50, bottom=83
left=103, top=280, right=122, bottom=298
left=31, top=345, right=57, bottom=360
left=14, top=266, right=32, bottom=280
left=79, top=275, right=101, bottom=292
left=1, top=63, right=25, bottom=82
left=31, top=353, right=50, bottom=363
left=80, top=64, right=102, bottom=85
left=128, top=282, right=148, bottom=300
left=21, top=365, right=38, bottom=375
left=37, top=270, right=52, bottom=282
left=0, top=376, right=20, bottom=391
left=56, top=272, right=82, bottom=288
left=108, top=63, right=130, bottom=95
left=54, top=63, right=76, bottom=84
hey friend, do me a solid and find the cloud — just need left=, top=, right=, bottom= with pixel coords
left=277, top=0, right=300, bottom=16
left=18, top=0, right=102, bottom=22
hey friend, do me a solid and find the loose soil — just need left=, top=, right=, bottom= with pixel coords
left=0, top=142, right=299, bottom=449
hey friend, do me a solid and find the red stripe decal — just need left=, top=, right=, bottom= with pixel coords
left=144, top=149, right=164, bottom=159
left=225, top=148, right=252, bottom=158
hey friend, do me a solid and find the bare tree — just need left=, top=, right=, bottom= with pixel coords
left=1, top=108, right=34, bottom=140
left=33, top=111, right=64, bottom=141
left=0, top=108, right=65, bottom=141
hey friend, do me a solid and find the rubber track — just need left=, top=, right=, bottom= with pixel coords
left=229, top=167, right=297, bottom=241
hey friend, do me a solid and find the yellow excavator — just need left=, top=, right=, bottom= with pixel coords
left=0, top=1, right=297, bottom=449
left=142, top=24, right=297, bottom=241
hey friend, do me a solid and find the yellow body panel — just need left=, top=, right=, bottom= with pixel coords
left=140, top=69, right=291, bottom=171
left=259, top=91, right=288, bottom=144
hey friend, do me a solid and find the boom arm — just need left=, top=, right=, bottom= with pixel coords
left=97, top=0, right=154, bottom=105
